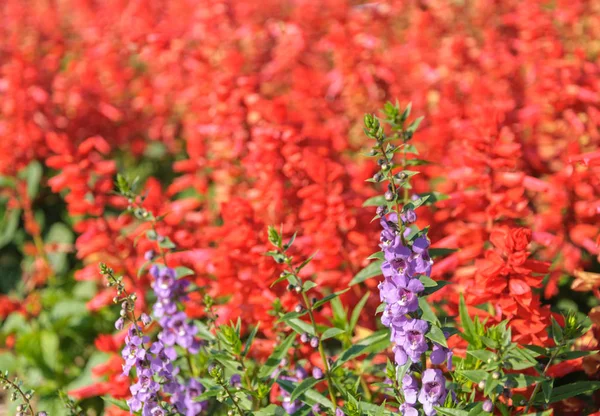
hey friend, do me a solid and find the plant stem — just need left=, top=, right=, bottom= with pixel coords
left=0, top=374, right=35, bottom=416
left=523, top=345, right=562, bottom=413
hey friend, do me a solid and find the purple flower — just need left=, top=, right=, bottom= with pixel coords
left=388, top=279, right=424, bottom=315
left=115, top=317, right=125, bottom=331
left=401, top=209, right=417, bottom=224
left=122, top=335, right=148, bottom=375
left=141, top=401, right=166, bottom=416
left=230, top=374, right=242, bottom=387
left=335, top=409, right=345, bottom=416
left=399, top=403, right=419, bottom=416
left=144, top=250, right=156, bottom=261
left=430, top=343, right=453, bottom=368
left=383, top=239, right=415, bottom=279
left=402, top=374, right=419, bottom=404
left=312, top=367, right=324, bottom=379
left=483, top=399, right=493, bottom=412
left=380, top=213, right=399, bottom=246
left=393, top=344, right=408, bottom=366
left=418, top=369, right=447, bottom=416
left=141, top=313, right=152, bottom=326
left=131, top=368, right=160, bottom=402
left=401, top=319, right=429, bottom=362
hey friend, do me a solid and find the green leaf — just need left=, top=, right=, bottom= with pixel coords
left=251, top=405, right=287, bottom=416
left=350, top=293, right=370, bottom=331
left=321, top=327, right=346, bottom=340
left=102, top=397, right=129, bottom=411
left=277, top=379, right=334, bottom=410
left=290, top=377, right=320, bottom=401
left=434, top=408, right=469, bottom=416
left=312, top=289, right=350, bottom=310
left=419, top=297, right=441, bottom=326
left=541, top=378, right=553, bottom=404
left=0, top=207, right=21, bottom=249
left=459, top=294, right=478, bottom=346
left=404, top=158, right=430, bottom=166
left=195, top=321, right=216, bottom=341
left=349, top=260, right=383, bottom=286
left=467, top=350, right=496, bottom=363
left=267, top=225, right=282, bottom=247
left=303, top=281, right=318, bottom=292
left=484, top=373, right=500, bottom=397
left=41, top=330, right=60, bottom=371
left=506, top=373, right=545, bottom=388
left=363, top=195, right=387, bottom=207
left=557, top=350, right=599, bottom=360
left=175, top=266, right=195, bottom=278
left=533, top=381, right=600, bottom=404
left=367, top=252, right=385, bottom=261
left=243, top=324, right=260, bottom=357
left=524, top=344, right=547, bottom=356
left=46, top=222, right=74, bottom=275
left=426, top=325, right=448, bottom=348
left=25, top=161, right=43, bottom=198
left=429, top=248, right=459, bottom=258
left=285, top=318, right=315, bottom=337
left=551, top=317, right=563, bottom=344
left=422, top=280, right=452, bottom=296
left=332, top=330, right=390, bottom=370
left=259, top=333, right=296, bottom=378
left=457, top=370, right=488, bottom=384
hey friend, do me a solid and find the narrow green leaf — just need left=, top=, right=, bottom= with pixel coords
left=349, top=260, right=383, bottom=286
left=459, top=294, right=477, bottom=346
left=350, top=293, right=370, bottom=331
left=363, top=196, right=387, bottom=207
left=321, top=327, right=346, bottom=340
left=429, top=248, right=459, bottom=258
left=533, top=381, right=600, bottom=404
left=418, top=297, right=441, bottom=326
left=259, top=333, right=296, bottom=378
left=426, top=325, right=447, bottom=348
left=243, top=323, right=260, bottom=357
left=312, top=289, right=350, bottom=310
left=332, top=330, right=390, bottom=370
left=290, top=377, right=320, bottom=401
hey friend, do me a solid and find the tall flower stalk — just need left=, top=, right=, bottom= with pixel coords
left=364, top=103, right=452, bottom=416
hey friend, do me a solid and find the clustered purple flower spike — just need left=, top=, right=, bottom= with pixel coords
left=147, top=264, right=206, bottom=414
left=150, top=265, right=201, bottom=355
left=377, top=210, right=451, bottom=415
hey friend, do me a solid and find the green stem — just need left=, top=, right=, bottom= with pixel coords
left=0, top=374, right=35, bottom=416
left=301, top=291, right=338, bottom=410
left=523, top=345, right=562, bottom=413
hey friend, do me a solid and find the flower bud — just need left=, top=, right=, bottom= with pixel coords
left=478, top=380, right=486, bottom=390
left=384, top=190, right=395, bottom=201
left=295, top=304, right=304, bottom=313
left=483, top=400, right=493, bottom=412
left=300, top=333, right=309, bottom=343
left=294, top=285, right=302, bottom=293
left=310, top=337, right=319, bottom=348
left=492, top=371, right=501, bottom=380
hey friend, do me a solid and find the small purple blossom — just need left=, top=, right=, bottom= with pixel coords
left=418, top=369, right=447, bottom=416
left=399, top=403, right=418, bottom=416
left=402, top=374, right=419, bottom=404
left=483, top=399, right=493, bottom=412
left=312, top=367, right=323, bottom=379
left=230, top=374, right=242, bottom=387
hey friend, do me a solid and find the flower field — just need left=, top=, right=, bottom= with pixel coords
left=0, top=0, right=599, bottom=415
